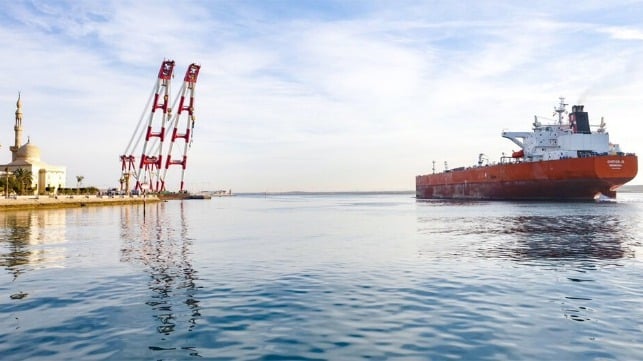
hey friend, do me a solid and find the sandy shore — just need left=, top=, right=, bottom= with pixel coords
left=0, top=194, right=162, bottom=211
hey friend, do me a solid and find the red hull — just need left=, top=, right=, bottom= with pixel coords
left=416, top=155, right=638, bottom=200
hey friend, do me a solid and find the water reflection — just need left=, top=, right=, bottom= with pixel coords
left=499, top=215, right=632, bottom=260
left=0, top=210, right=66, bottom=280
left=416, top=205, right=637, bottom=262
left=119, top=202, right=201, bottom=344
left=416, top=203, right=642, bottom=328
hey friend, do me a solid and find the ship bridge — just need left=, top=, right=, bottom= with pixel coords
left=501, top=99, right=614, bottom=162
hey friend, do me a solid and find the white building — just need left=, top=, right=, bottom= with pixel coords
left=2, top=94, right=66, bottom=194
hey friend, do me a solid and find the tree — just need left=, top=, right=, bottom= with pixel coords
left=76, top=175, right=84, bottom=194
left=13, top=168, right=33, bottom=195
left=1, top=170, right=20, bottom=197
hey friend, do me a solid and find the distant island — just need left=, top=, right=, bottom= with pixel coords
left=617, top=184, right=643, bottom=193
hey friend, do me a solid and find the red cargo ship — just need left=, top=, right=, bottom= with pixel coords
left=416, top=98, right=638, bottom=200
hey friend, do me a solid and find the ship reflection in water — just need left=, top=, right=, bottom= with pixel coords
left=416, top=200, right=640, bottom=325
left=498, top=214, right=632, bottom=261
left=119, top=201, right=201, bottom=351
left=416, top=201, right=638, bottom=263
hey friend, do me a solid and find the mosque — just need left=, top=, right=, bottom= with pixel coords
left=2, top=94, right=66, bottom=194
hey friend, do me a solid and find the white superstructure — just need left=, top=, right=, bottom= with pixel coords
left=501, top=97, right=622, bottom=162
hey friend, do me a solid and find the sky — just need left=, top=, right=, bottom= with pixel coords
left=1, top=0, right=642, bottom=192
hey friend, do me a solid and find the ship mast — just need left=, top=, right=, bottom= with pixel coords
left=554, top=97, right=568, bottom=125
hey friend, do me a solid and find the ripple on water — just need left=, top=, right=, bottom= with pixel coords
left=2, top=195, right=643, bottom=360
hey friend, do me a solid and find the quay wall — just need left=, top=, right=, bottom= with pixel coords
left=0, top=195, right=161, bottom=211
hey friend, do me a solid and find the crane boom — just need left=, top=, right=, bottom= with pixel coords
left=135, top=59, right=175, bottom=192
left=120, top=60, right=202, bottom=195
left=161, top=63, right=201, bottom=192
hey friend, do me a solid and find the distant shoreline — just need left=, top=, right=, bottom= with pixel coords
left=238, top=190, right=415, bottom=196
left=0, top=195, right=161, bottom=211
left=1, top=185, right=639, bottom=209
left=237, top=186, right=643, bottom=196
left=616, top=184, right=643, bottom=193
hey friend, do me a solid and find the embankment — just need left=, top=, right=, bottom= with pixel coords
left=0, top=195, right=161, bottom=211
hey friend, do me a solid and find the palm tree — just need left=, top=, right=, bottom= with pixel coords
left=76, top=175, right=84, bottom=195
left=13, top=168, right=33, bottom=195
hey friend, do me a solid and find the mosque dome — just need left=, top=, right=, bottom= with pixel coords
left=15, top=140, right=41, bottom=163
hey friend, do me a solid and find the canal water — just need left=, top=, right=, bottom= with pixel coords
left=1, top=193, right=642, bottom=360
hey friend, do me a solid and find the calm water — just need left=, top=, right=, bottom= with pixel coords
left=1, top=193, right=642, bottom=360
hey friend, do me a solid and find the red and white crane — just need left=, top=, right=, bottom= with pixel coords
left=120, top=60, right=201, bottom=193
left=161, top=63, right=201, bottom=192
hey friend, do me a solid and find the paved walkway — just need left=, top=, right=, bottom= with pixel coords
left=0, top=194, right=160, bottom=210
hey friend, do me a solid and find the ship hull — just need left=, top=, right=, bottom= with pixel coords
left=416, top=155, right=638, bottom=201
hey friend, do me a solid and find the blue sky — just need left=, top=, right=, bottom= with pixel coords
left=1, top=1, right=642, bottom=192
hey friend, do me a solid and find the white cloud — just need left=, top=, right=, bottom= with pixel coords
left=601, top=26, right=643, bottom=41
left=1, top=1, right=642, bottom=191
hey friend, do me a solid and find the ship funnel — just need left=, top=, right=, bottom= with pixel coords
left=570, top=105, right=591, bottom=134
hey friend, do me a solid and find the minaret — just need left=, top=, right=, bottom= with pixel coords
left=11, top=92, right=23, bottom=161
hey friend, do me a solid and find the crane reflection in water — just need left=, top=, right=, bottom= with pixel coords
left=119, top=201, right=201, bottom=341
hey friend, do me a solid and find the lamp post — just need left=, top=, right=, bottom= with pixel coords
left=4, top=167, right=8, bottom=198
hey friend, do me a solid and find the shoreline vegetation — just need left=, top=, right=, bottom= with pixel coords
left=0, top=194, right=161, bottom=211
